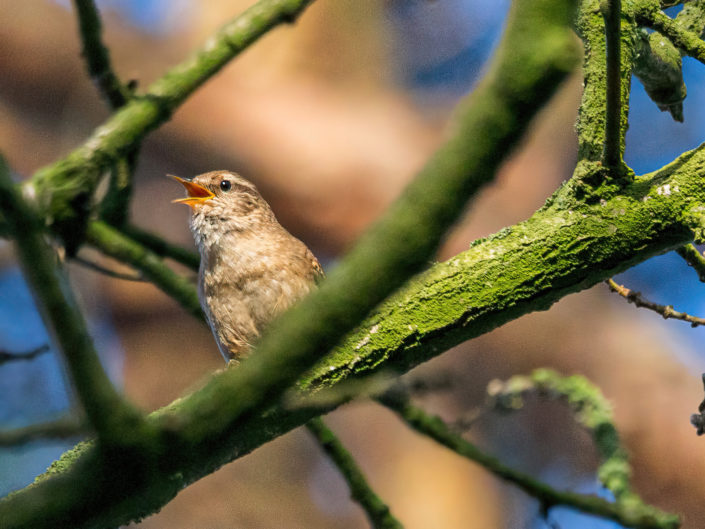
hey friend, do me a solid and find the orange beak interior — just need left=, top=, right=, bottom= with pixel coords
left=170, top=174, right=214, bottom=208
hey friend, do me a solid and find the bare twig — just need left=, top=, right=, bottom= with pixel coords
left=0, top=345, right=50, bottom=366
left=606, top=278, right=705, bottom=327
left=306, top=418, right=404, bottom=529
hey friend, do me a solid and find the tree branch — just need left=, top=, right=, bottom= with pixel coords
left=606, top=278, right=705, bottom=326
left=0, top=156, right=148, bottom=444
left=377, top=388, right=677, bottom=529
left=601, top=0, right=624, bottom=170
left=575, top=0, right=636, bottom=168
left=0, top=345, right=50, bottom=366
left=29, top=0, right=317, bottom=252
left=676, top=244, right=705, bottom=282
left=120, top=224, right=200, bottom=271
left=0, top=0, right=582, bottom=525
left=487, top=369, right=632, bottom=500
left=85, top=221, right=202, bottom=319
left=306, top=418, right=404, bottom=529
left=71, top=0, right=129, bottom=109
left=0, top=416, right=87, bottom=447
left=636, top=7, right=705, bottom=65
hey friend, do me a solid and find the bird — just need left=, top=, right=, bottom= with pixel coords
left=171, top=171, right=323, bottom=363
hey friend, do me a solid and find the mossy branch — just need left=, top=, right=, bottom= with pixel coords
left=30, top=0, right=317, bottom=252
left=306, top=418, right=404, bottom=529
left=0, top=156, right=147, bottom=445
left=575, top=0, right=636, bottom=168
left=120, top=224, right=200, bottom=271
left=0, top=0, right=582, bottom=526
left=72, top=0, right=129, bottom=109
left=3, top=132, right=704, bottom=529
left=85, top=220, right=203, bottom=319
left=676, top=243, right=705, bottom=282
left=601, top=0, right=625, bottom=170
left=377, top=386, right=677, bottom=529
left=637, top=6, right=705, bottom=64
left=488, top=369, right=633, bottom=500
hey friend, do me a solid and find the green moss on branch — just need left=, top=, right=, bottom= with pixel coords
left=30, top=0, right=317, bottom=251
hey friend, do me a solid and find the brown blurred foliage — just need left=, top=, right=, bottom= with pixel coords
left=1, top=1, right=704, bottom=528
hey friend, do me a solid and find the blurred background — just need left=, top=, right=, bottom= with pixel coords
left=1, top=1, right=705, bottom=528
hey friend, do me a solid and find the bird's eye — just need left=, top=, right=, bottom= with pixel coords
left=220, top=179, right=232, bottom=192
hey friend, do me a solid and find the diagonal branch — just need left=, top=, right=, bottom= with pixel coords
left=4, top=138, right=704, bottom=529
left=30, top=0, right=317, bottom=252
left=306, top=418, right=404, bottom=529
left=676, top=244, right=705, bottom=282
left=120, top=224, right=200, bottom=271
left=376, top=388, right=677, bottom=529
left=85, top=221, right=202, bottom=319
left=71, top=0, right=129, bottom=109
left=637, top=7, right=705, bottom=65
left=0, top=156, right=148, bottom=444
left=0, top=0, right=582, bottom=526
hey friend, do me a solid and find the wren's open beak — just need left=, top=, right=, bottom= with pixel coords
left=169, top=174, right=214, bottom=208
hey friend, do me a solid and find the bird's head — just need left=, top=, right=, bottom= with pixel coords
left=171, top=170, right=275, bottom=248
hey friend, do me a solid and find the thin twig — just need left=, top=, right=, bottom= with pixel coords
left=676, top=244, right=705, bottom=283
left=0, top=156, right=147, bottom=444
left=377, top=389, right=678, bottom=529
left=72, top=255, right=144, bottom=282
left=606, top=278, right=705, bottom=327
left=306, top=418, right=404, bottom=529
left=71, top=0, right=129, bottom=109
left=0, top=345, right=50, bottom=366
left=601, top=0, right=623, bottom=170
left=86, top=220, right=203, bottom=320
left=0, top=416, right=87, bottom=446
left=121, top=224, right=200, bottom=271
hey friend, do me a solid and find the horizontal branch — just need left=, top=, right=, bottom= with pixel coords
left=377, top=388, right=677, bottom=529
left=306, top=418, right=404, bottom=529
left=0, top=345, right=49, bottom=366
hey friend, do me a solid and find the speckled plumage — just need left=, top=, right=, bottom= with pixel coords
left=177, top=171, right=323, bottom=362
